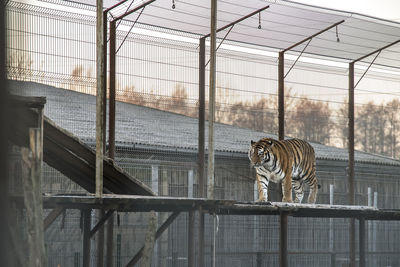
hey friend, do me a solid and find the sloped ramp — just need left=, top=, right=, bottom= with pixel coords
left=10, top=96, right=155, bottom=196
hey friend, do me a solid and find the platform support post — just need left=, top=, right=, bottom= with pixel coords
left=279, top=212, right=288, bottom=267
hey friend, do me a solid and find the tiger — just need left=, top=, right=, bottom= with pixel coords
left=248, top=137, right=318, bottom=204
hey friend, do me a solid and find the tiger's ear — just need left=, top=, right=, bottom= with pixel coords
left=266, top=139, right=273, bottom=145
left=251, top=140, right=255, bottom=145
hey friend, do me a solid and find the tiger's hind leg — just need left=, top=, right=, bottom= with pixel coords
left=256, top=173, right=269, bottom=202
left=292, top=180, right=304, bottom=203
left=305, top=171, right=318, bottom=204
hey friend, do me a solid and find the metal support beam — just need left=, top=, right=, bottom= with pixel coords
left=207, top=0, right=217, bottom=199
left=188, top=211, right=195, bottom=267
left=90, top=209, right=115, bottom=238
left=278, top=52, right=284, bottom=141
left=352, top=39, right=400, bottom=63
left=359, top=218, right=366, bottom=267
left=95, top=0, right=104, bottom=198
left=109, top=20, right=116, bottom=160
left=348, top=62, right=356, bottom=267
left=198, top=37, right=206, bottom=198
left=43, top=207, right=65, bottom=231
left=198, top=207, right=205, bottom=267
left=203, top=5, right=269, bottom=38
left=126, top=211, right=180, bottom=267
left=82, top=209, right=92, bottom=267
left=283, top=20, right=344, bottom=53
left=204, top=5, right=270, bottom=67
left=279, top=212, right=288, bottom=267
left=113, top=0, right=156, bottom=21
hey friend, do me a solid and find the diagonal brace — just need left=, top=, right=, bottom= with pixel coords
left=354, top=50, right=381, bottom=89
left=90, top=209, right=115, bottom=238
left=126, top=211, right=180, bottom=267
left=44, top=207, right=65, bottom=231
left=284, top=38, right=312, bottom=79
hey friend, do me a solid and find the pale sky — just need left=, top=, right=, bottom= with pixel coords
left=293, top=0, right=400, bottom=21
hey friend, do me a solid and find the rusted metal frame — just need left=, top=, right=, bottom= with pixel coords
left=359, top=217, right=366, bottom=267
left=198, top=37, right=206, bottom=198
left=113, top=0, right=156, bottom=21
left=43, top=206, right=65, bottom=231
left=352, top=39, right=400, bottom=63
left=106, top=212, right=115, bottom=267
left=126, top=211, right=181, bottom=267
left=278, top=51, right=284, bottom=141
left=109, top=20, right=116, bottom=160
left=279, top=212, right=288, bottom=267
left=354, top=50, right=381, bottom=89
left=348, top=62, right=356, bottom=267
left=282, top=20, right=345, bottom=53
left=82, top=209, right=92, bottom=267
left=116, top=6, right=146, bottom=54
left=204, top=5, right=270, bottom=67
left=284, top=38, right=312, bottom=79
left=203, top=5, right=270, bottom=38
left=105, top=0, right=130, bottom=13
left=188, top=210, right=195, bottom=267
left=205, top=25, right=234, bottom=67
left=90, top=209, right=115, bottom=238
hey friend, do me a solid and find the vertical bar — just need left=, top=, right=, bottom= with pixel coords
left=188, top=170, right=194, bottom=198
left=188, top=211, right=195, bottom=267
left=96, top=0, right=104, bottom=198
left=278, top=51, right=285, bottom=201
left=348, top=62, right=355, bottom=267
left=198, top=207, right=205, bottom=267
left=212, top=214, right=217, bottom=267
left=207, top=0, right=217, bottom=199
left=359, top=218, right=366, bottom=267
left=106, top=19, right=116, bottom=267
left=279, top=212, right=288, bottom=267
left=198, top=37, right=206, bottom=198
left=278, top=51, right=285, bottom=141
left=109, top=20, right=116, bottom=160
left=106, top=213, right=114, bottom=267
left=96, top=209, right=105, bottom=267
left=102, top=10, right=108, bottom=150
left=368, top=187, right=372, bottom=206
left=329, top=184, right=334, bottom=265
left=151, top=165, right=159, bottom=195
left=83, top=210, right=92, bottom=267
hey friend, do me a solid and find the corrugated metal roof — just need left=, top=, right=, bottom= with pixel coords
left=9, top=80, right=400, bottom=166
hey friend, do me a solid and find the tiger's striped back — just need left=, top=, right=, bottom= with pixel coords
left=249, top=137, right=318, bottom=203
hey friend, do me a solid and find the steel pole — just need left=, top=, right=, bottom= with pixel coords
left=279, top=212, right=288, bottom=267
left=348, top=62, right=355, bottom=267
left=198, top=37, right=206, bottom=198
left=359, top=218, right=366, bottom=267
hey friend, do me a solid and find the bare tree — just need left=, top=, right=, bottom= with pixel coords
left=290, top=98, right=332, bottom=144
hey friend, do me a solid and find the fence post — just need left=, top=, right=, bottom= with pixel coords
left=329, top=184, right=335, bottom=266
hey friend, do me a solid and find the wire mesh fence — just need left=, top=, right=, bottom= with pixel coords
left=6, top=0, right=400, bottom=266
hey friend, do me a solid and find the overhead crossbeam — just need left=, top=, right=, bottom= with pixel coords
left=283, top=20, right=344, bottom=53
left=350, top=39, right=400, bottom=88
left=113, top=0, right=156, bottom=21
left=203, top=5, right=270, bottom=39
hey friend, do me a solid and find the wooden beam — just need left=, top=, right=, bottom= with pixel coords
left=44, top=207, right=65, bottom=231
left=126, top=211, right=180, bottom=267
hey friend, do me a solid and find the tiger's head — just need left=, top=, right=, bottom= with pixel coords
left=248, top=138, right=275, bottom=168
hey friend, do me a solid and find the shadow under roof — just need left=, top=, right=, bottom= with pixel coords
left=43, top=0, right=400, bottom=69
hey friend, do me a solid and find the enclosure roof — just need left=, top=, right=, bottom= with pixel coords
left=49, top=0, right=400, bottom=69
left=10, top=80, right=400, bottom=167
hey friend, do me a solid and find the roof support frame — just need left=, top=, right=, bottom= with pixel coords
left=203, top=5, right=270, bottom=67
left=277, top=19, right=345, bottom=141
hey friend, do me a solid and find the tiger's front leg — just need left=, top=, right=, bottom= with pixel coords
left=281, top=172, right=293, bottom=203
left=256, top=173, right=269, bottom=202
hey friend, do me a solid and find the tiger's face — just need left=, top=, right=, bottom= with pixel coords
left=248, top=138, right=274, bottom=168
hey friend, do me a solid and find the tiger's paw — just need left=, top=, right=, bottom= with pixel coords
left=282, top=198, right=293, bottom=203
left=255, top=199, right=271, bottom=205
